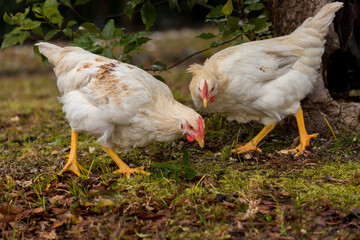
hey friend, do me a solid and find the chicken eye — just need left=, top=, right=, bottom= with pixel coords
left=211, top=86, right=214, bottom=92
left=190, top=125, right=194, bottom=130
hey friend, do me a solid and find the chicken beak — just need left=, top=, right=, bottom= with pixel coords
left=202, top=98, right=208, bottom=108
left=195, top=137, right=204, bottom=148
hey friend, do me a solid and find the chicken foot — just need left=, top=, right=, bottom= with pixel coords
left=231, top=123, right=277, bottom=154
left=58, top=129, right=86, bottom=177
left=101, top=146, right=150, bottom=178
left=286, top=107, right=318, bottom=156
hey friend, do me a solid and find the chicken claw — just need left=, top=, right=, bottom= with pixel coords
left=113, top=166, right=150, bottom=178
left=286, top=107, right=318, bottom=157
left=59, top=156, right=86, bottom=177
left=102, top=146, right=150, bottom=178
left=231, top=142, right=261, bottom=154
left=287, top=133, right=318, bottom=157
left=231, top=123, right=277, bottom=155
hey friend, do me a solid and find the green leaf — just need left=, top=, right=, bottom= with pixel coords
left=230, top=39, right=245, bottom=45
left=21, top=19, right=41, bottom=30
left=60, top=0, right=72, bottom=8
left=184, top=167, right=198, bottom=180
left=1, top=33, right=19, bottom=49
left=125, top=2, right=134, bottom=19
left=110, top=40, right=121, bottom=47
left=1, top=27, right=31, bottom=49
left=44, top=0, right=58, bottom=8
left=242, top=24, right=255, bottom=32
left=44, top=7, right=63, bottom=26
left=153, top=75, right=166, bottom=83
left=206, top=5, right=224, bottom=18
left=102, top=46, right=113, bottom=58
left=210, top=41, right=223, bottom=47
left=227, top=16, right=240, bottom=31
left=182, top=148, right=189, bottom=167
left=80, top=22, right=104, bottom=38
left=134, top=230, right=151, bottom=238
left=120, top=31, right=149, bottom=46
left=182, top=148, right=199, bottom=180
left=63, top=27, right=72, bottom=38
left=244, top=0, right=260, bottom=4
left=245, top=2, right=264, bottom=12
left=121, top=54, right=132, bottom=63
left=136, top=36, right=151, bottom=46
left=3, top=13, right=16, bottom=25
left=169, top=0, right=180, bottom=11
left=17, top=31, right=30, bottom=45
left=23, top=7, right=30, bottom=17
left=141, top=2, right=156, bottom=30
left=151, top=61, right=168, bottom=71
left=222, top=0, right=233, bottom=17
left=186, top=0, right=195, bottom=10
left=151, top=162, right=180, bottom=171
left=114, top=28, right=125, bottom=37
left=123, top=36, right=150, bottom=54
left=124, top=42, right=137, bottom=54
left=254, top=16, right=268, bottom=31
left=44, top=29, right=59, bottom=41
left=32, top=3, right=43, bottom=16
left=67, top=20, right=77, bottom=27
left=75, top=0, right=91, bottom=5
left=73, top=31, right=103, bottom=53
left=103, top=19, right=115, bottom=40
left=132, top=0, right=144, bottom=8
left=31, top=27, right=43, bottom=36
left=196, top=32, right=217, bottom=39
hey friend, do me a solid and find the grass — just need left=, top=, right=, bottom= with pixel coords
left=1, top=41, right=360, bottom=239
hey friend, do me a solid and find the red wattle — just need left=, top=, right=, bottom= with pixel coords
left=210, top=96, right=215, bottom=102
left=187, top=134, right=194, bottom=142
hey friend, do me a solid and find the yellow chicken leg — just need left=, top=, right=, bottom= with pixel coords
left=101, top=146, right=150, bottom=178
left=232, top=123, right=277, bottom=154
left=58, top=129, right=85, bottom=177
left=286, top=107, right=318, bottom=156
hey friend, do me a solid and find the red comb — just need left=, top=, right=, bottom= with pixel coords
left=197, top=116, right=204, bottom=139
left=202, top=80, right=208, bottom=99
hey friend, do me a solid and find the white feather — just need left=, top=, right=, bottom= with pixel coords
left=189, top=2, right=343, bottom=126
left=36, top=42, right=203, bottom=149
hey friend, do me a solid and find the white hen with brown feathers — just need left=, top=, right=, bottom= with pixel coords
left=188, top=2, right=343, bottom=156
left=37, top=42, right=205, bottom=177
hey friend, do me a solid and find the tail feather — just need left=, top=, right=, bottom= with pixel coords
left=296, top=2, right=343, bottom=37
left=35, top=42, right=63, bottom=65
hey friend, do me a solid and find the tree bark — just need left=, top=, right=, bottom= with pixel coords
left=268, top=0, right=360, bottom=134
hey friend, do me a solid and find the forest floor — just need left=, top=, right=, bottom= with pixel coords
left=1, top=30, right=360, bottom=240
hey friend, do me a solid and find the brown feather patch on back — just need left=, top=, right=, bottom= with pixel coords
left=88, top=62, right=131, bottom=106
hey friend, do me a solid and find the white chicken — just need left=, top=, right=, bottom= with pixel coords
left=188, top=2, right=343, bottom=156
left=36, top=42, right=205, bottom=177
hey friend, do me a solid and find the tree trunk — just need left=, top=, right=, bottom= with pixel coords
left=268, top=0, right=360, bottom=134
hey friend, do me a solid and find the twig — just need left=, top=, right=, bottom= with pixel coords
left=319, top=175, right=346, bottom=184
left=71, top=5, right=88, bottom=22
left=193, top=0, right=214, bottom=10
left=144, top=34, right=242, bottom=72
left=268, top=175, right=311, bottom=179
left=268, top=174, right=346, bottom=184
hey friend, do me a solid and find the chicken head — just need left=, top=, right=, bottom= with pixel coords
left=181, top=116, right=205, bottom=148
